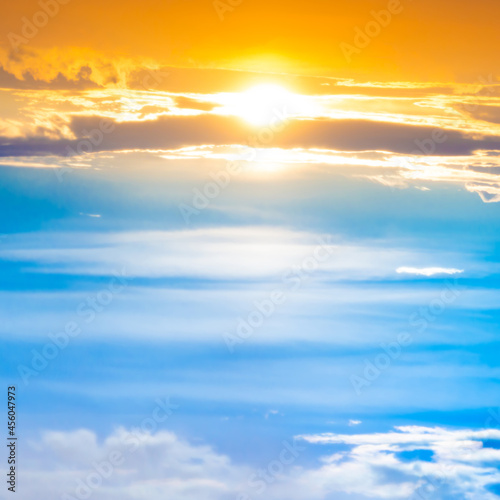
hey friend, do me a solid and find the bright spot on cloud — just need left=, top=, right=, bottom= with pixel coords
left=396, top=267, right=464, bottom=276
left=79, top=213, right=102, bottom=218
left=348, top=419, right=362, bottom=426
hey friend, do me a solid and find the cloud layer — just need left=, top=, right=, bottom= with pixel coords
left=19, top=425, right=500, bottom=500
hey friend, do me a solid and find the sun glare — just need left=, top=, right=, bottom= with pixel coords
left=236, top=84, right=292, bottom=125
left=217, top=83, right=319, bottom=126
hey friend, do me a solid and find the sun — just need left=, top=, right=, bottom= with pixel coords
left=215, top=83, right=308, bottom=127
left=233, top=84, right=293, bottom=126
left=213, top=82, right=321, bottom=127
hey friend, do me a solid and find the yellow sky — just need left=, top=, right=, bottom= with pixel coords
left=1, top=0, right=500, bottom=83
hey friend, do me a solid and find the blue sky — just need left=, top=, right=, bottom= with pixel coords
left=3, top=0, right=500, bottom=496
left=2, top=143, right=500, bottom=498
left=1, top=40, right=500, bottom=496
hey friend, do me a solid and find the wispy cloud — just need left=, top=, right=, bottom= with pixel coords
left=397, top=267, right=464, bottom=277
left=79, top=212, right=102, bottom=218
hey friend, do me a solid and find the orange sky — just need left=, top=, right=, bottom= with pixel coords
left=1, top=0, right=500, bottom=203
left=1, top=0, right=500, bottom=83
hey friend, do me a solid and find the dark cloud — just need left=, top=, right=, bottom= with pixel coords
left=2, top=114, right=500, bottom=158
left=277, top=118, right=499, bottom=155
left=0, top=66, right=101, bottom=90
left=173, top=96, right=218, bottom=112
left=0, top=136, right=75, bottom=157
left=0, top=61, right=470, bottom=97
left=464, top=104, right=500, bottom=124
left=137, top=105, right=171, bottom=118
left=467, top=165, right=500, bottom=175
left=69, top=115, right=500, bottom=156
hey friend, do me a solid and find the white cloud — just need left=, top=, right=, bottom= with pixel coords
left=79, top=212, right=102, bottom=218
left=467, top=183, right=500, bottom=203
left=0, top=228, right=471, bottom=282
left=296, top=426, right=500, bottom=500
left=348, top=419, right=362, bottom=426
left=19, top=426, right=500, bottom=500
left=22, top=428, right=250, bottom=500
left=298, top=425, right=500, bottom=446
left=397, top=267, right=464, bottom=276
